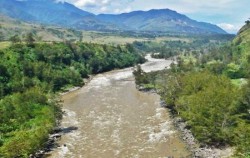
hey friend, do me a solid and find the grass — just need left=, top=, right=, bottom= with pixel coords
left=81, top=31, right=194, bottom=45
left=231, top=78, right=248, bottom=87
left=0, top=14, right=82, bottom=42
left=81, top=31, right=150, bottom=45
left=143, top=83, right=155, bottom=89
left=0, top=41, right=11, bottom=49
left=154, top=36, right=191, bottom=43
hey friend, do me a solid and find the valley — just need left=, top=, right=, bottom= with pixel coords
left=0, top=0, right=250, bottom=158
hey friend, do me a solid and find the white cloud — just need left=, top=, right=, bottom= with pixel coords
left=114, top=7, right=132, bottom=14
left=101, top=0, right=109, bottom=4
left=217, top=23, right=242, bottom=33
left=61, top=0, right=133, bottom=13
left=75, top=0, right=96, bottom=7
left=100, top=6, right=107, bottom=12
left=60, top=0, right=112, bottom=8
left=106, top=0, right=238, bottom=14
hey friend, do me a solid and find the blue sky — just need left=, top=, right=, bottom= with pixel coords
left=59, top=0, right=250, bottom=33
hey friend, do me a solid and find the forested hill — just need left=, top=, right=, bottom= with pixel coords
left=232, top=23, right=250, bottom=63
left=0, top=41, right=145, bottom=157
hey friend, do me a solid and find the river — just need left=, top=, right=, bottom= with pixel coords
left=47, top=55, right=191, bottom=158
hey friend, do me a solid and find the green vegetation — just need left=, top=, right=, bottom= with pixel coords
left=232, top=24, right=250, bottom=77
left=132, top=34, right=234, bottom=58
left=0, top=14, right=235, bottom=46
left=0, top=40, right=144, bottom=157
left=0, top=41, right=10, bottom=50
left=0, top=14, right=83, bottom=42
left=133, top=24, right=250, bottom=157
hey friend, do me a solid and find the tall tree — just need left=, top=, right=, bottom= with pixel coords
left=0, top=31, right=4, bottom=41
left=25, top=33, right=35, bottom=46
left=9, top=34, right=21, bottom=44
left=245, top=18, right=250, bottom=25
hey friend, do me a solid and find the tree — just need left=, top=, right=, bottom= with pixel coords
left=172, top=71, right=245, bottom=145
left=25, top=33, right=35, bottom=46
left=133, top=65, right=149, bottom=86
left=245, top=18, right=250, bottom=25
left=0, top=31, right=4, bottom=41
left=9, top=34, right=21, bottom=44
left=79, top=34, right=83, bottom=42
left=0, top=41, right=145, bottom=157
left=225, top=63, right=243, bottom=79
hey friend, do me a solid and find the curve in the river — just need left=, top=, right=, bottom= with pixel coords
left=47, top=55, right=191, bottom=158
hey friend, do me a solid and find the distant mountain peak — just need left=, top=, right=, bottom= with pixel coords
left=0, top=1, right=227, bottom=34
left=97, top=8, right=226, bottom=34
left=148, top=8, right=176, bottom=12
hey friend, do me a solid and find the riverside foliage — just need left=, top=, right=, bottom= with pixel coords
left=0, top=41, right=145, bottom=157
left=133, top=24, right=250, bottom=157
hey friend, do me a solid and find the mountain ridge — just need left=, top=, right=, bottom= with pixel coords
left=97, top=9, right=226, bottom=34
left=0, top=0, right=227, bottom=34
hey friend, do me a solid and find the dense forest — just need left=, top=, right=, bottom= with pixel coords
left=133, top=23, right=250, bottom=157
left=0, top=37, right=145, bottom=157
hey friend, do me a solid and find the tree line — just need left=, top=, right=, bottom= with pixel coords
left=133, top=24, right=250, bottom=157
left=0, top=40, right=145, bottom=157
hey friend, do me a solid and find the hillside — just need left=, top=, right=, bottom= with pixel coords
left=97, top=9, right=226, bottom=34
left=0, top=14, right=83, bottom=42
left=232, top=23, right=250, bottom=63
left=0, top=0, right=115, bottom=31
left=0, top=0, right=226, bottom=34
left=0, top=0, right=91, bottom=24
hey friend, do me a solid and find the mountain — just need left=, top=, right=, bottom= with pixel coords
left=0, top=0, right=227, bottom=34
left=0, top=0, right=115, bottom=30
left=97, top=9, right=226, bottom=34
left=0, top=0, right=91, bottom=25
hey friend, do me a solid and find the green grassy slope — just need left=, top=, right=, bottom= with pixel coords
left=232, top=24, right=250, bottom=62
left=0, top=15, right=186, bottom=45
left=0, top=14, right=83, bottom=42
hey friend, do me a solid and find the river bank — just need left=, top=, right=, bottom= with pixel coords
left=35, top=54, right=234, bottom=158
left=31, top=74, right=97, bottom=158
left=44, top=55, right=192, bottom=158
left=172, top=117, right=234, bottom=158
left=138, top=82, right=234, bottom=158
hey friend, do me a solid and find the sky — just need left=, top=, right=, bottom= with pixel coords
left=58, top=0, right=250, bottom=33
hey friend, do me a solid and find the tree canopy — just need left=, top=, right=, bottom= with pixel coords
left=0, top=41, right=145, bottom=157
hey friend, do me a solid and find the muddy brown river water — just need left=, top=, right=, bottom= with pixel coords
left=47, top=55, right=191, bottom=158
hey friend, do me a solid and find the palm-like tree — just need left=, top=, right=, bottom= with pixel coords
left=246, top=18, right=250, bottom=25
